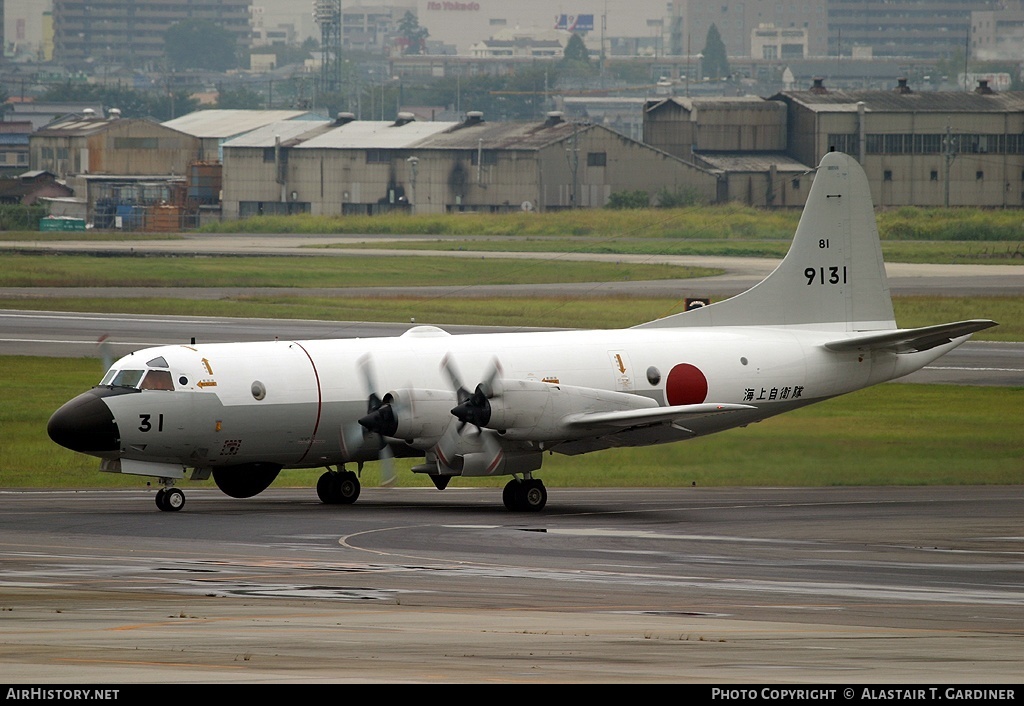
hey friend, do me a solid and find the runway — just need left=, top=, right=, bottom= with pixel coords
left=0, top=486, right=1021, bottom=684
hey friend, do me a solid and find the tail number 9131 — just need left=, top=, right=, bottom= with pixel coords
left=805, top=266, right=848, bottom=286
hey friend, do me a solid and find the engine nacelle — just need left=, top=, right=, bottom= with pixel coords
left=485, top=381, right=658, bottom=441
left=380, top=388, right=456, bottom=446
left=435, top=448, right=543, bottom=478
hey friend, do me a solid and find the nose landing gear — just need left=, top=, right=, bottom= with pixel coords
left=155, top=485, right=185, bottom=512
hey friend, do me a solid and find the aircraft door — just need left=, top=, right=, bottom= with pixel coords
left=607, top=350, right=634, bottom=392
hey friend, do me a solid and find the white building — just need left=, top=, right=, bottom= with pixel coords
left=416, top=0, right=672, bottom=55
left=5, top=0, right=52, bottom=61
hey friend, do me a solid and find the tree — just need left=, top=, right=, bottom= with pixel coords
left=164, top=20, right=240, bottom=71
left=606, top=190, right=650, bottom=209
left=701, top=24, right=730, bottom=80
left=216, top=85, right=265, bottom=110
left=397, top=11, right=429, bottom=55
left=562, top=34, right=590, bottom=65
left=38, top=82, right=198, bottom=122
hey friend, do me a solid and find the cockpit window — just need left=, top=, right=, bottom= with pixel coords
left=100, top=368, right=176, bottom=390
left=107, top=369, right=145, bottom=388
left=140, top=370, right=174, bottom=391
left=146, top=356, right=169, bottom=368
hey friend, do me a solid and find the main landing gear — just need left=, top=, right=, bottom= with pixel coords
left=503, top=477, right=547, bottom=512
left=317, top=468, right=361, bottom=505
left=155, top=485, right=185, bottom=512
left=314, top=466, right=547, bottom=512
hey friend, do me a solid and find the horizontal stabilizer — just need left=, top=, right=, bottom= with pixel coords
left=565, top=402, right=755, bottom=429
left=823, top=319, right=998, bottom=353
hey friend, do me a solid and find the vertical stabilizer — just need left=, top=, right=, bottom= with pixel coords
left=637, top=151, right=896, bottom=332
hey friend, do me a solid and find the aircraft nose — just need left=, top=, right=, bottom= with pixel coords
left=47, top=389, right=121, bottom=454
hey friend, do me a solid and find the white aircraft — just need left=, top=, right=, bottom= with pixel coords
left=48, top=151, right=996, bottom=512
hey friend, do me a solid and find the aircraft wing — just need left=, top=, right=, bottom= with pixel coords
left=564, top=402, right=756, bottom=430
left=823, top=319, right=998, bottom=354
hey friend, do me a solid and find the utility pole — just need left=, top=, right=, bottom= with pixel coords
left=406, top=156, right=418, bottom=214
left=944, top=125, right=956, bottom=207
left=565, top=124, right=580, bottom=208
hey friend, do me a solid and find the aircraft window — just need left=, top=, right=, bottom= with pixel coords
left=146, top=356, right=169, bottom=368
left=110, top=370, right=145, bottom=388
left=140, top=370, right=175, bottom=391
left=100, top=370, right=116, bottom=385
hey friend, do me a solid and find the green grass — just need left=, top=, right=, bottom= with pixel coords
left=3, top=356, right=1019, bottom=490
left=0, top=231, right=183, bottom=242
left=198, top=204, right=1024, bottom=242
left=0, top=252, right=714, bottom=288
left=314, top=236, right=1024, bottom=265
left=0, top=295, right=1016, bottom=340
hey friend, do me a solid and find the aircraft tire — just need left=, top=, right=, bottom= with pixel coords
left=502, top=479, right=547, bottom=512
left=164, top=488, right=186, bottom=511
left=520, top=479, right=547, bottom=512
left=332, top=471, right=360, bottom=505
left=156, top=487, right=185, bottom=512
left=502, top=479, right=520, bottom=510
left=316, top=471, right=334, bottom=503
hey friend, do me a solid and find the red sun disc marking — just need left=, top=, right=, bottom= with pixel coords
left=665, top=363, right=708, bottom=406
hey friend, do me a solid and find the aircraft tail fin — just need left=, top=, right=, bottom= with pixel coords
left=637, top=151, right=896, bottom=332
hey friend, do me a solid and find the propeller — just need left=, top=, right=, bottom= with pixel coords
left=437, top=354, right=505, bottom=474
left=441, top=354, right=503, bottom=433
left=342, top=354, right=397, bottom=487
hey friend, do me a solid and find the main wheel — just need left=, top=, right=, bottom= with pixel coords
left=503, top=478, right=547, bottom=512
left=520, top=479, right=547, bottom=512
left=502, top=479, right=520, bottom=511
left=316, top=471, right=334, bottom=503
left=329, top=471, right=360, bottom=504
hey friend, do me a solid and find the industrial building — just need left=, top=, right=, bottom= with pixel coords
left=30, top=110, right=198, bottom=180
left=220, top=110, right=720, bottom=219
left=28, top=109, right=202, bottom=229
left=163, top=110, right=328, bottom=163
left=772, top=78, right=1024, bottom=208
left=640, top=78, right=1024, bottom=209
left=643, top=96, right=807, bottom=207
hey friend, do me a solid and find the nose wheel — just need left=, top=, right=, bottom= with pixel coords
left=155, top=486, right=186, bottom=512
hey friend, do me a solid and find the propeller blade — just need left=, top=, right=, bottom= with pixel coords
left=433, top=417, right=462, bottom=468
left=357, top=354, right=384, bottom=412
left=480, top=357, right=504, bottom=399
left=97, top=334, right=113, bottom=371
left=379, top=445, right=397, bottom=487
left=480, top=431, right=505, bottom=475
left=352, top=353, right=401, bottom=487
left=440, top=353, right=471, bottom=404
